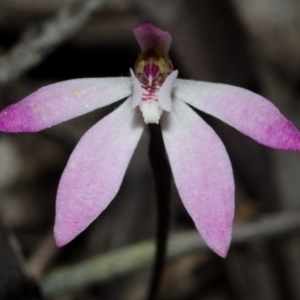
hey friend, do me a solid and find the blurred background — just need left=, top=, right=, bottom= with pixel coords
left=1, top=0, right=300, bottom=299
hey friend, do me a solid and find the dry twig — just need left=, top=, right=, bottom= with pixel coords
left=40, top=210, right=300, bottom=298
left=0, top=0, right=107, bottom=87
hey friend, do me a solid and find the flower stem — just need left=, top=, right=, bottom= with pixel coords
left=147, top=124, right=172, bottom=300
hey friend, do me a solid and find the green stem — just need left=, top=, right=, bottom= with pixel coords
left=147, top=124, right=172, bottom=300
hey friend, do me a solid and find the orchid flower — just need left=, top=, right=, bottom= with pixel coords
left=1, top=21, right=300, bottom=258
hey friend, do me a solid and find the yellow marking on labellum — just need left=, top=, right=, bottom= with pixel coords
left=135, top=52, right=171, bottom=75
left=72, top=89, right=85, bottom=98
left=134, top=47, right=173, bottom=86
left=30, top=102, right=45, bottom=113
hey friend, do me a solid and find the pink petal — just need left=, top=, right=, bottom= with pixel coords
left=133, top=21, right=172, bottom=53
left=174, top=80, right=300, bottom=151
left=161, top=100, right=234, bottom=257
left=0, top=78, right=131, bottom=132
left=54, top=99, right=144, bottom=246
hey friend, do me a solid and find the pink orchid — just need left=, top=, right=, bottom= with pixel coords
left=1, top=21, right=300, bottom=258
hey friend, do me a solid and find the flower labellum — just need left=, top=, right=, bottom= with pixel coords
left=0, top=21, right=300, bottom=258
left=131, top=33, right=175, bottom=123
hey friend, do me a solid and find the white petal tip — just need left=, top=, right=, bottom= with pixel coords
left=139, top=101, right=163, bottom=124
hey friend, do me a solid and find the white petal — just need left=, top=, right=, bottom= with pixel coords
left=158, top=70, right=178, bottom=112
left=161, top=99, right=234, bottom=257
left=0, top=77, right=131, bottom=132
left=139, top=100, right=163, bottom=124
left=174, top=79, right=300, bottom=151
left=54, top=98, right=144, bottom=246
left=130, top=69, right=143, bottom=109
